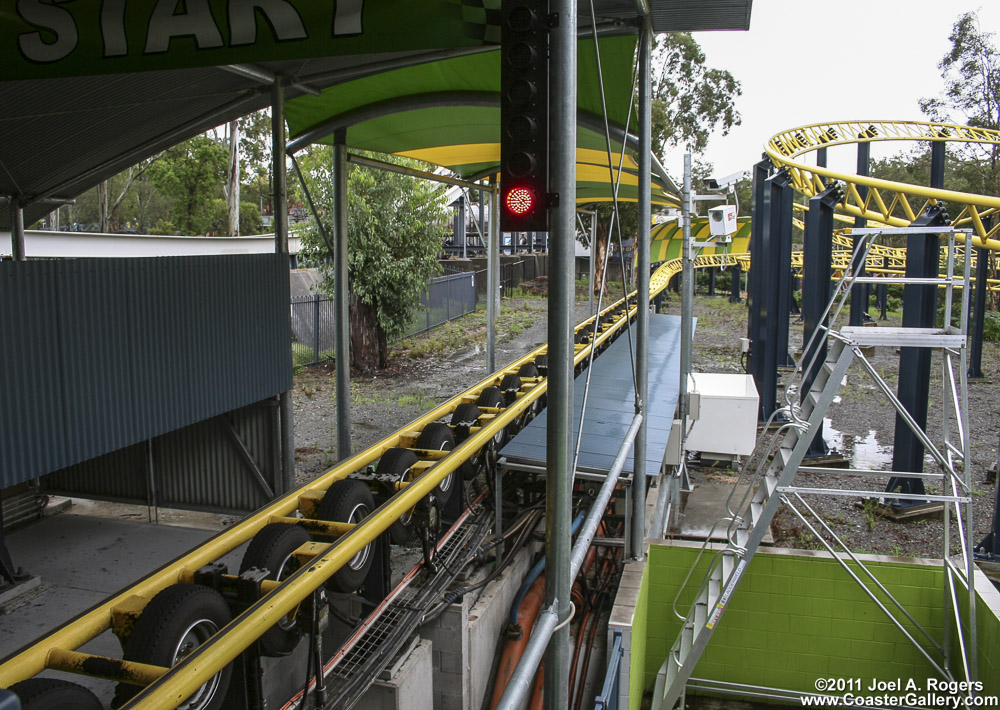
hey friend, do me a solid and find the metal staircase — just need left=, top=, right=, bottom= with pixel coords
left=652, top=226, right=977, bottom=710
left=652, top=330, right=855, bottom=710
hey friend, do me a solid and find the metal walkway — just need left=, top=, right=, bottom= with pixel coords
left=501, top=313, right=682, bottom=478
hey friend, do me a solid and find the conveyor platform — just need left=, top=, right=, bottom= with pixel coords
left=501, top=313, right=683, bottom=478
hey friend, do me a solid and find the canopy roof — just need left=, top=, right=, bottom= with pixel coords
left=649, top=216, right=751, bottom=262
left=0, top=0, right=751, bottom=229
left=286, top=35, right=678, bottom=205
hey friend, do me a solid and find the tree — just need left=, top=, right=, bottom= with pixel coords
left=586, top=34, right=741, bottom=296
left=651, top=33, right=742, bottom=156
left=298, top=148, right=449, bottom=372
left=146, top=135, right=229, bottom=235
left=920, top=11, right=1000, bottom=198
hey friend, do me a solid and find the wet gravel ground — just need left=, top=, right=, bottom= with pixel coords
left=663, top=293, right=1000, bottom=560
left=292, top=291, right=1000, bottom=561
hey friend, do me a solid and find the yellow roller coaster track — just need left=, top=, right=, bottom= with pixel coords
left=767, top=120, right=1000, bottom=249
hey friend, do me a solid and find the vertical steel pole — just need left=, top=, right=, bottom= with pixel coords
left=680, top=155, right=693, bottom=439
left=850, top=138, right=871, bottom=327
left=10, top=197, right=26, bottom=261
left=589, top=211, right=597, bottom=316
left=969, top=243, right=989, bottom=379
left=802, top=185, right=840, bottom=457
left=488, top=175, right=499, bottom=374
left=333, top=132, right=352, bottom=461
left=544, top=0, right=575, bottom=706
left=631, top=22, right=651, bottom=557
left=272, top=82, right=296, bottom=494
left=477, top=185, right=485, bottom=260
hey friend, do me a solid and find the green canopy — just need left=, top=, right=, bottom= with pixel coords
left=649, top=217, right=751, bottom=262
left=285, top=35, right=678, bottom=206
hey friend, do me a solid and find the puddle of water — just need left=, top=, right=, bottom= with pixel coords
left=822, top=420, right=893, bottom=469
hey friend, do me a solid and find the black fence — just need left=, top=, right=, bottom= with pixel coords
left=291, top=271, right=479, bottom=366
left=500, top=259, right=541, bottom=297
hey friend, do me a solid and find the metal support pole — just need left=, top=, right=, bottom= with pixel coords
left=477, top=185, right=484, bottom=258
left=272, top=82, right=296, bottom=494
left=589, top=212, right=597, bottom=316
left=631, top=22, right=651, bottom=557
left=969, top=245, right=989, bottom=379
left=802, top=185, right=840, bottom=457
left=680, top=155, right=693, bottom=443
left=544, top=0, right=575, bottom=705
left=746, top=159, right=771, bottom=418
left=10, top=197, right=25, bottom=261
left=729, top=263, right=741, bottom=303
left=488, top=175, right=499, bottom=374
left=888, top=145, right=946, bottom=500
left=850, top=138, right=871, bottom=327
left=772, top=171, right=795, bottom=368
left=333, top=132, right=352, bottom=462
left=455, top=199, right=466, bottom=256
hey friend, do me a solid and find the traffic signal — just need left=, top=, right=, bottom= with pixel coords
left=500, top=0, right=550, bottom=232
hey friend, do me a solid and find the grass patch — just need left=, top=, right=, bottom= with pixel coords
left=393, top=300, right=543, bottom=360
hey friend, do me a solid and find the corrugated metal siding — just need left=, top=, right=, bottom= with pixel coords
left=0, top=254, right=292, bottom=490
left=44, top=398, right=279, bottom=515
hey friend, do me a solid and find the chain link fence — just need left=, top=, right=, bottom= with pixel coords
left=291, top=271, right=479, bottom=366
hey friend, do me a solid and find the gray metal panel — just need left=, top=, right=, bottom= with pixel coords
left=44, top=399, right=279, bottom=515
left=0, top=254, right=291, bottom=489
left=592, top=0, right=752, bottom=31
left=502, top=313, right=683, bottom=475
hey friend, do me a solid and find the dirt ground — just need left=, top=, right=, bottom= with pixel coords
left=291, top=287, right=1000, bottom=561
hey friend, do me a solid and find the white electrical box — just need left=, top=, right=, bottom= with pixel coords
left=708, top=205, right=737, bottom=237
left=684, top=373, right=759, bottom=457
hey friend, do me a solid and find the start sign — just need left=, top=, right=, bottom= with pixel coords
left=1, top=0, right=500, bottom=80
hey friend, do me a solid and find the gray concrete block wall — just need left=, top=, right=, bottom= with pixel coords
left=364, top=638, right=434, bottom=710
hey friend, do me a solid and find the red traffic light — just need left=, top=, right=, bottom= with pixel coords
left=505, top=187, right=535, bottom=216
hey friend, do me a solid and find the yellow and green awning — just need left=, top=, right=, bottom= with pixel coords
left=649, top=217, right=751, bottom=263
left=285, top=35, right=678, bottom=207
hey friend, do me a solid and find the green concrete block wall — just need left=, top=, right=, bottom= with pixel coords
left=629, top=570, right=649, bottom=710
left=643, top=543, right=957, bottom=696
left=951, top=571, right=1000, bottom=698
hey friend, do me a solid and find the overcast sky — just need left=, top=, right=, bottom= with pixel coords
left=663, top=1, right=1000, bottom=181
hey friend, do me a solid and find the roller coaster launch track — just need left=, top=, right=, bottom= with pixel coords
left=3, top=120, right=1000, bottom=709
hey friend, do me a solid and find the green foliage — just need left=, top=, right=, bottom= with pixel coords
left=297, top=147, right=448, bottom=344
left=147, top=136, right=228, bottom=235
left=920, top=11, right=1000, bottom=198
left=651, top=33, right=742, bottom=156
left=983, top=311, right=1000, bottom=342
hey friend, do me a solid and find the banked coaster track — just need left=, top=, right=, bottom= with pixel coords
left=2, top=120, right=1000, bottom=710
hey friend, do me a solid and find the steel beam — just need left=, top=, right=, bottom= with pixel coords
left=850, top=138, right=871, bottom=326
left=772, top=171, right=795, bottom=368
left=272, top=83, right=296, bottom=494
left=887, top=142, right=947, bottom=499
left=544, top=0, right=576, bottom=705
left=632, top=22, right=651, bottom=557
left=9, top=196, right=25, bottom=262
left=333, top=132, right=352, bottom=462
left=802, top=185, right=841, bottom=457
left=746, top=159, right=771, bottom=418
left=488, top=175, right=499, bottom=374
left=969, top=243, right=989, bottom=379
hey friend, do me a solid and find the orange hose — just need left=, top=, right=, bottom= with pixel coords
left=489, top=574, right=546, bottom=710
left=528, top=658, right=544, bottom=710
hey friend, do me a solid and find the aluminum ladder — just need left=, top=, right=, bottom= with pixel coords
left=651, top=331, right=855, bottom=710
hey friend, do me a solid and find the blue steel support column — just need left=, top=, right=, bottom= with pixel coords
left=729, top=263, right=741, bottom=303
left=333, top=131, right=352, bottom=462
left=887, top=142, right=947, bottom=499
left=771, top=170, right=795, bottom=369
left=632, top=21, right=651, bottom=558
left=850, top=138, right=871, bottom=326
left=544, top=0, right=575, bottom=706
left=802, top=185, right=840, bottom=457
left=969, top=241, right=989, bottom=379
left=747, top=158, right=772, bottom=418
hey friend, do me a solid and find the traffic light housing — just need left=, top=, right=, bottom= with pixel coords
left=500, top=0, right=550, bottom=232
